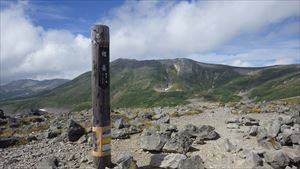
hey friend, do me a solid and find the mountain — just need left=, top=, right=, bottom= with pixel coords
left=0, top=79, right=69, bottom=101
left=1, top=58, right=299, bottom=113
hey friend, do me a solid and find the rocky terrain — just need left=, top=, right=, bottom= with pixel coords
left=0, top=100, right=299, bottom=169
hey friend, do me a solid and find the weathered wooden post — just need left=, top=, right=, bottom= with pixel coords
left=91, top=25, right=111, bottom=169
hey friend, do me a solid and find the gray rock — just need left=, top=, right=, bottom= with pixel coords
left=114, top=118, right=130, bottom=129
left=225, top=118, right=240, bottom=124
left=160, top=154, right=187, bottom=169
left=224, top=138, right=236, bottom=152
left=265, top=150, right=290, bottom=169
left=291, top=133, right=300, bottom=144
left=37, top=156, right=59, bottom=169
left=227, top=123, right=240, bottom=129
left=27, top=135, right=38, bottom=142
left=114, top=156, right=137, bottom=169
left=265, top=119, right=281, bottom=138
left=140, top=130, right=169, bottom=151
left=0, top=137, right=19, bottom=148
left=182, top=124, right=199, bottom=137
left=246, top=151, right=263, bottom=167
left=249, top=125, right=258, bottom=136
left=67, top=120, right=85, bottom=142
left=178, top=155, right=205, bottom=169
left=112, top=128, right=130, bottom=139
left=163, top=132, right=193, bottom=154
left=282, top=147, right=300, bottom=163
left=0, top=109, right=5, bottom=119
left=0, top=118, right=7, bottom=126
left=157, top=114, right=170, bottom=124
left=197, top=125, right=220, bottom=140
left=47, top=129, right=61, bottom=139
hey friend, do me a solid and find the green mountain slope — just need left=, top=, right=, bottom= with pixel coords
left=1, top=58, right=299, bottom=113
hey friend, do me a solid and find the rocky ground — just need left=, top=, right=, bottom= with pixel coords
left=0, top=100, right=299, bottom=169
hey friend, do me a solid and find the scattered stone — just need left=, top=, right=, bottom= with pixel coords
left=178, top=155, right=205, bottom=169
left=264, top=150, right=290, bottom=169
left=0, top=137, right=19, bottom=148
left=67, top=120, right=85, bottom=142
left=160, top=154, right=187, bottom=169
left=140, top=130, right=169, bottom=151
left=37, top=156, right=59, bottom=169
left=282, top=147, right=300, bottom=163
left=249, top=125, right=258, bottom=136
left=163, top=132, right=193, bottom=154
left=224, top=138, right=236, bottom=152
left=112, top=128, right=130, bottom=139
left=114, top=118, right=130, bottom=129
left=227, top=123, right=240, bottom=129
left=47, top=129, right=61, bottom=139
left=245, top=151, right=263, bottom=167
left=114, top=156, right=138, bottom=169
left=225, top=118, right=239, bottom=124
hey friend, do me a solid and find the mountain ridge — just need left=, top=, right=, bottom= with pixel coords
left=1, top=58, right=299, bottom=113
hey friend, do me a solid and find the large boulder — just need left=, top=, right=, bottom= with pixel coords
left=140, top=130, right=169, bottom=151
left=245, top=151, right=263, bottom=167
left=163, top=132, right=193, bottom=154
left=197, top=125, right=220, bottom=140
left=67, top=120, right=85, bottom=142
left=0, top=137, right=19, bottom=148
left=264, top=150, right=290, bottom=169
left=178, top=155, right=205, bottom=169
left=114, top=156, right=138, bottom=169
left=265, top=119, right=281, bottom=138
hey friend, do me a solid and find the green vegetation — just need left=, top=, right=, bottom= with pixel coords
left=1, top=59, right=299, bottom=113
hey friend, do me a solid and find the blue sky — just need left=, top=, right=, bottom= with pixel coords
left=1, top=0, right=299, bottom=83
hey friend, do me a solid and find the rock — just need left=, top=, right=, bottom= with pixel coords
left=47, top=129, right=61, bottom=139
left=227, top=123, right=240, bottom=129
left=224, top=138, right=236, bottom=152
left=282, top=147, right=300, bottom=163
left=114, top=156, right=137, bottom=169
left=0, top=118, right=7, bottom=126
left=182, top=124, right=199, bottom=137
left=138, top=112, right=153, bottom=120
left=0, top=137, right=19, bottom=148
left=112, top=128, right=130, bottom=139
left=114, top=118, right=130, bottom=129
left=37, top=156, right=59, bottom=169
left=246, top=151, right=263, bottom=167
left=163, top=132, right=193, bottom=154
left=157, top=114, right=170, bottom=124
left=67, top=120, right=85, bottom=142
left=160, top=154, right=187, bottom=169
left=27, top=135, right=38, bottom=142
left=265, top=119, right=281, bottom=138
left=8, top=117, right=21, bottom=128
left=249, top=125, right=258, bottom=136
left=140, top=130, right=169, bottom=151
left=0, top=109, right=5, bottom=119
left=178, top=155, right=205, bottom=169
left=291, top=133, right=300, bottom=144
left=77, top=135, right=88, bottom=144
left=265, top=150, right=290, bottom=169
left=225, top=118, right=240, bottom=124
left=197, top=125, right=220, bottom=140
left=242, top=116, right=260, bottom=126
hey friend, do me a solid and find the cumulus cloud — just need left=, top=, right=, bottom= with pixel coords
left=0, top=2, right=90, bottom=84
left=1, top=1, right=299, bottom=84
left=101, top=1, right=299, bottom=60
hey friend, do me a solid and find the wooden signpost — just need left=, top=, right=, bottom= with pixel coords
left=91, top=25, right=111, bottom=169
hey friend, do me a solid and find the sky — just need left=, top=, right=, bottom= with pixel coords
left=0, top=0, right=299, bottom=84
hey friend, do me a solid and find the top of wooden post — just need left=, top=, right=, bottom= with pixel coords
left=91, top=25, right=109, bottom=44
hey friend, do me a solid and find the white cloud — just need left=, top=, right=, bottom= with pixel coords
left=1, top=1, right=299, bottom=83
left=101, top=1, right=299, bottom=60
left=0, top=2, right=90, bottom=83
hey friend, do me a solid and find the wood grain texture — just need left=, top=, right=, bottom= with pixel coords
left=91, top=25, right=111, bottom=169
